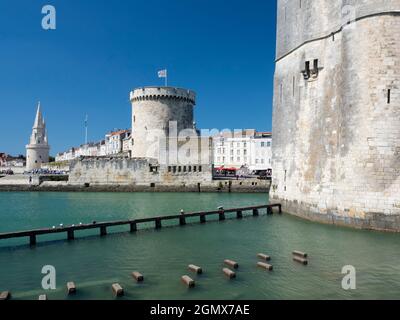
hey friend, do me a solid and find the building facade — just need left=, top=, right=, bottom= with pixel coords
left=271, top=0, right=400, bottom=231
left=26, top=103, right=50, bottom=171
left=213, top=130, right=272, bottom=172
left=55, top=130, right=131, bottom=162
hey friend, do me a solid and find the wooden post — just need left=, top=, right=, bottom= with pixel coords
left=67, top=229, right=74, bottom=240
left=224, top=259, right=239, bottom=269
left=219, top=211, right=225, bottom=221
left=181, top=275, right=195, bottom=288
left=0, top=291, right=11, bottom=300
left=223, top=268, right=236, bottom=279
left=67, top=282, right=76, bottom=295
left=278, top=204, right=282, bottom=214
left=267, top=207, right=273, bottom=215
left=130, top=222, right=137, bottom=232
left=179, top=216, right=186, bottom=226
left=132, top=271, right=144, bottom=282
left=200, top=214, right=206, bottom=223
left=253, top=209, right=259, bottom=216
left=188, top=264, right=203, bottom=274
left=155, top=219, right=162, bottom=229
left=293, top=256, right=308, bottom=265
left=236, top=210, right=243, bottom=219
left=30, top=234, right=36, bottom=246
left=100, top=226, right=107, bottom=236
left=257, top=253, right=271, bottom=261
left=257, top=262, right=273, bottom=271
left=293, top=251, right=308, bottom=258
left=112, top=283, right=124, bottom=297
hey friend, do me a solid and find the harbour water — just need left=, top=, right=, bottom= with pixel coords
left=0, top=192, right=399, bottom=300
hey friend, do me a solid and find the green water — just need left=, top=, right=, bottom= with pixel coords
left=0, top=192, right=399, bottom=300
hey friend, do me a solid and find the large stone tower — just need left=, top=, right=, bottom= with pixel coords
left=26, top=103, right=50, bottom=170
left=271, top=1, right=400, bottom=231
left=130, top=86, right=196, bottom=161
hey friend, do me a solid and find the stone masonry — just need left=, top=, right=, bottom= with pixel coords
left=271, top=0, right=400, bottom=231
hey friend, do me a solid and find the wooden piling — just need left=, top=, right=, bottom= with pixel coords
left=155, top=219, right=162, bottom=229
left=132, top=271, right=144, bottom=282
left=219, top=211, right=225, bottom=221
left=179, top=216, right=186, bottom=226
left=100, top=226, right=107, bottom=236
left=181, top=275, right=195, bottom=288
left=188, top=264, right=203, bottom=274
left=253, top=209, right=259, bottom=216
left=236, top=210, right=243, bottom=219
left=278, top=204, right=282, bottom=214
left=112, top=283, right=124, bottom=297
left=67, top=229, right=74, bottom=240
left=293, top=251, right=308, bottom=258
left=257, top=253, right=271, bottom=261
left=223, top=268, right=236, bottom=279
left=293, top=256, right=308, bottom=265
left=130, top=222, right=137, bottom=232
left=67, top=282, right=76, bottom=294
left=30, top=235, right=36, bottom=246
left=257, top=262, right=273, bottom=271
left=224, top=259, right=239, bottom=269
left=0, top=291, right=11, bottom=300
left=267, top=207, right=273, bottom=215
left=38, top=294, right=47, bottom=300
left=200, top=214, right=206, bottom=223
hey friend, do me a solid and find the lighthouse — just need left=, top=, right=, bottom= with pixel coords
left=26, top=102, right=50, bottom=171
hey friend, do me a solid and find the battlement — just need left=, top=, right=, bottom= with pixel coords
left=130, top=87, right=196, bottom=105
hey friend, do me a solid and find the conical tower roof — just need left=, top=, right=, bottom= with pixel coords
left=33, top=102, right=44, bottom=128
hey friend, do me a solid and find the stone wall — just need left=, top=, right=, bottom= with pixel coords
left=272, top=1, right=400, bottom=231
left=68, top=158, right=213, bottom=187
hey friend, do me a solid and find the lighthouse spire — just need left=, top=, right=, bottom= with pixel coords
left=33, top=101, right=44, bottom=128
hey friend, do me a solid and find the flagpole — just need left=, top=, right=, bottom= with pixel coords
left=85, top=114, right=88, bottom=145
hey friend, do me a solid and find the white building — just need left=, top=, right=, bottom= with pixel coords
left=55, top=130, right=131, bottom=162
left=26, top=103, right=50, bottom=170
left=106, top=129, right=131, bottom=155
left=213, top=130, right=272, bottom=173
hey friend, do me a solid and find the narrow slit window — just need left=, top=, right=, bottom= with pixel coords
left=388, top=89, right=391, bottom=104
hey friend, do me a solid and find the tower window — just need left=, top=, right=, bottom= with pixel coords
left=388, top=89, right=391, bottom=104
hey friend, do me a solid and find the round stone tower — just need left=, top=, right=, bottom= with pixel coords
left=26, top=103, right=50, bottom=171
left=130, top=86, right=196, bottom=159
left=271, top=0, right=400, bottom=231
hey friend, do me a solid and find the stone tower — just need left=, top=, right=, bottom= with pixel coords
left=271, top=1, right=400, bottom=231
left=130, top=86, right=196, bottom=161
left=26, top=103, right=50, bottom=170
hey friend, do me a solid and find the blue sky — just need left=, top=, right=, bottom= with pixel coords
left=0, top=0, right=277, bottom=156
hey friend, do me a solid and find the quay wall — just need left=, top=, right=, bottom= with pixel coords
left=0, top=158, right=269, bottom=192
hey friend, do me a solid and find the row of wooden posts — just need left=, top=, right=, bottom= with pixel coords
left=0, top=204, right=282, bottom=247
left=0, top=250, right=308, bottom=300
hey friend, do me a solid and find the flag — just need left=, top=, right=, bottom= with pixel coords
left=158, top=69, right=167, bottom=78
